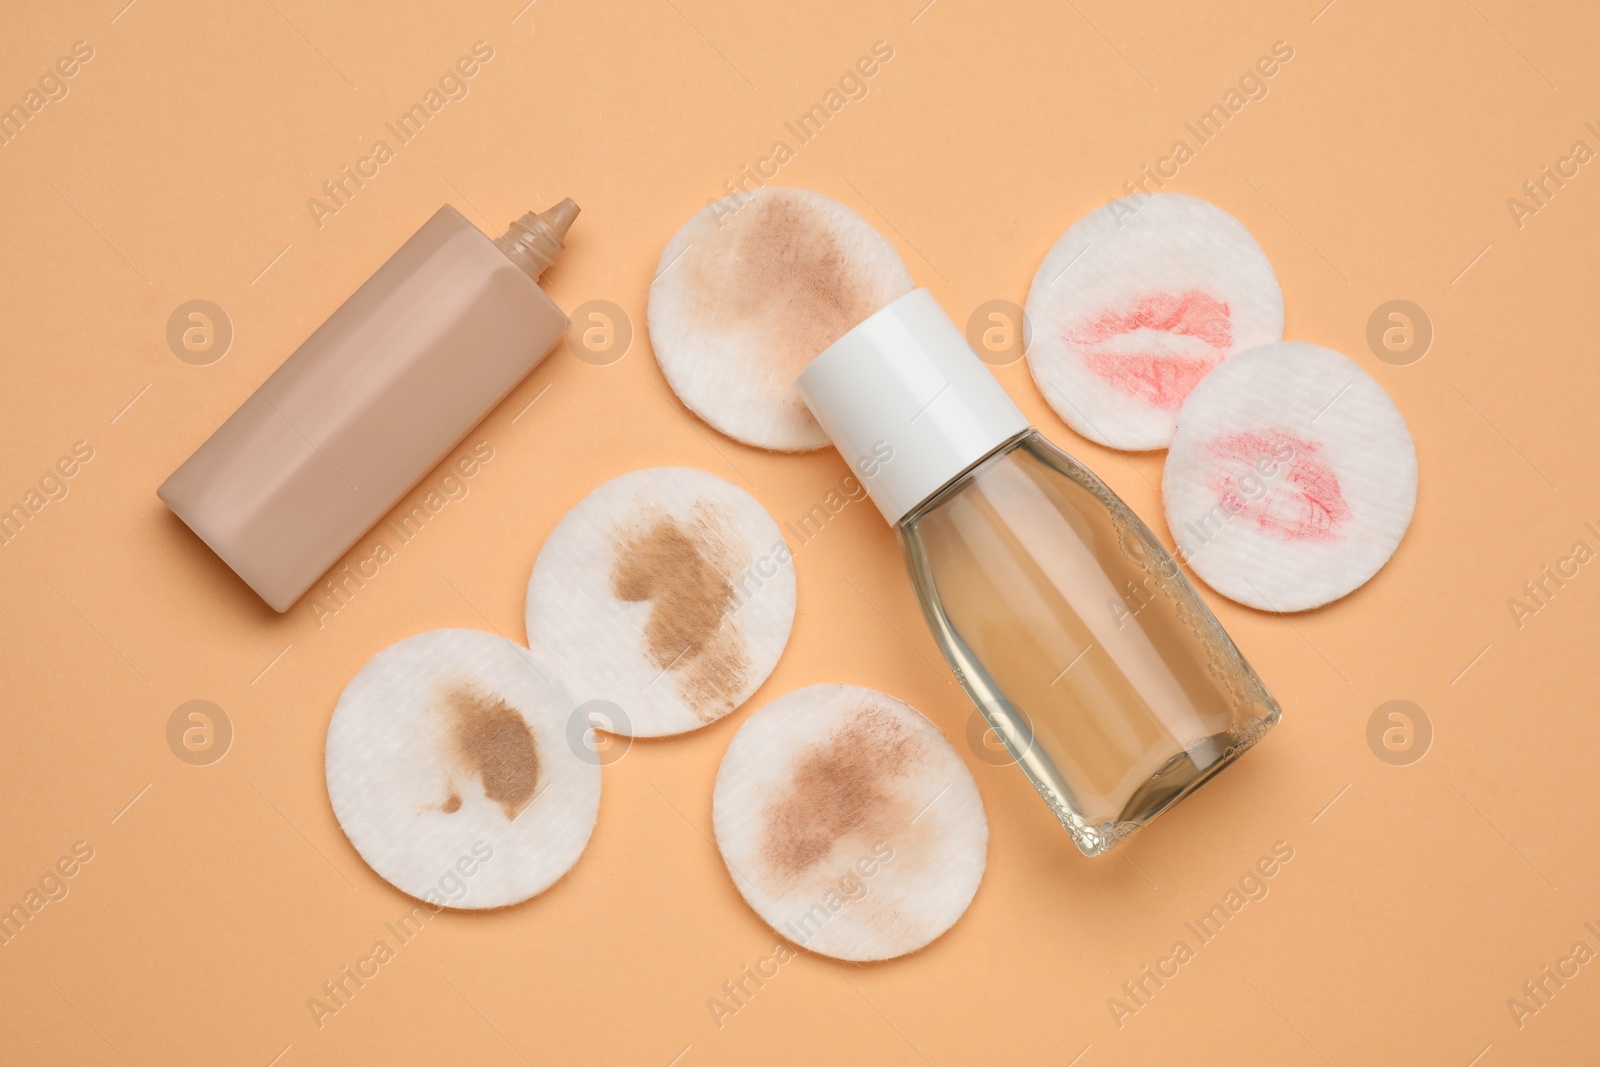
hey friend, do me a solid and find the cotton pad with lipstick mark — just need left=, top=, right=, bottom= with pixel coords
left=1163, top=342, right=1417, bottom=612
left=712, top=685, right=987, bottom=962
left=324, top=629, right=600, bottom=909
left=1025, top=193, right=1283, bottom=450
left=647, top=187, right=914, bottom=451
left=524, top=467, right=796, bottom=737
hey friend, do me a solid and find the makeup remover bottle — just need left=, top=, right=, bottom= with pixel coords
left=797, top=289, right=1280, bottom=855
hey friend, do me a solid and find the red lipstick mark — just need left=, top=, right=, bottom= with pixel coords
left=1066, top=290, right=1233, bottom=411
left=1205, top=429, right=1351, bottom=543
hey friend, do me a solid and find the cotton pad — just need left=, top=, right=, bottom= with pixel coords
left=1025, top=193, right=1283, bottom=451
left=1162, top=342, right=1417, bottom=612
left=648, top=187, right=915, bottom=451
left=525, top=467, right=796, bottom=737
left=325, top=629, right=600, bottom=909
left=712, top=685, right=987, bottom=962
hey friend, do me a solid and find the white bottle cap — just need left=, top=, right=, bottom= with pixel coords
left=798, top=288, right=1031, bottom=525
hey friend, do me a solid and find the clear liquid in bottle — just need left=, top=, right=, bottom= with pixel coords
left=899, top=430, right=1279, bottom=855
left=798, top=288, right=1280, bottom=856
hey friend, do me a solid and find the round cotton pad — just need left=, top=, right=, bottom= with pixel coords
left=712, top=685, right=987, bottom=962
left=325, top=629, right=600, bottom=909
left=647, top=187, right=915, bottom=451
left=1025, top=193, right=1284, bottom=450
left=525, top=467, right=796, bottom=737
left=1163, top=342, right=1417, bottom=612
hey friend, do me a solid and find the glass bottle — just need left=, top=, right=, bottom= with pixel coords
left=798, top=289, right=1279, bottom=855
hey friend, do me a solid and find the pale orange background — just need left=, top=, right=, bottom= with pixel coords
left=4, top=0, right=1599, bottom=1063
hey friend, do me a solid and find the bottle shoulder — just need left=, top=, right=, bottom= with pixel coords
left=896, top=429, right=1035, bottom=530
left=898, top=428, right=1123, bottom=530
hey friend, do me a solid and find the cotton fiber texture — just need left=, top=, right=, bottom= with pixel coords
left=712, top=685, right=988, bottom=961
left=1025, top=193, right=1283, bottom=451
left=648, top=187, right=914, bottom=451
left=325, top=629, right=601, bottom=908
left=525, top=467, right=796, bottom=737
left=1162, top=342, right=1417, bottom=611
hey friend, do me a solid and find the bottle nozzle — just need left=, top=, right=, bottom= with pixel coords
left=494, top=198, right=580, bottom=281
left=537, top=198, right=580, bottom=242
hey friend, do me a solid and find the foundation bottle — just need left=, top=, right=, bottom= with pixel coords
left=798, top=289, right=1280, bottom=855
left=159, top=201, right=578, bottom=612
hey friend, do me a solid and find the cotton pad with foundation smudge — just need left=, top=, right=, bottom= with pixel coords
left=712, top=684, right=987, bottom=962
left=524, top=467, right=796, bottom=737
left=1025, top=193, right=1284, bottom=451
left=324, top=629, right=600, bottom=909
left=1163, top=342, right=1417, bottom=612
left=647, top=187, right=915, bottom=451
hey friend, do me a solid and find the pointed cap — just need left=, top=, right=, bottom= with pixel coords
left=537, top=198, right=580, bottom=242
left=494, top=198, right=580, bottom=281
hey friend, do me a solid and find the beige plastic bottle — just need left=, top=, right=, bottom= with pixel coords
left=159, top=201, right=578, bottom=612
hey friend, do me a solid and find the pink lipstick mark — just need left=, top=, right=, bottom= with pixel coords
left=1066, top=290, right=1233, bottom=411
left=1205, top=429, right=1352, bottom=543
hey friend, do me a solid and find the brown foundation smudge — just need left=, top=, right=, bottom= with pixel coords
left=439, top=685, right=539, bottom=820
left=687, top=191, right=890, bottom=407
left=610, top=507, right=749, bottom=719
left=761, top=704, right=922, bottom=881
left=441, top=792, right=462, bottom=814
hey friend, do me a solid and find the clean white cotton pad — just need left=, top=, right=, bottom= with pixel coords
left=525, top=467, right=796, bottom=737
left=1163, top=342, right=1417, bottom=612
left=648, top=187, right=915, bottom=451
left=1025, top=193, right=1284, bottom=451
left=712, top=685, right=987, bottom=962
left=325, top=629, right=600, bottom=909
